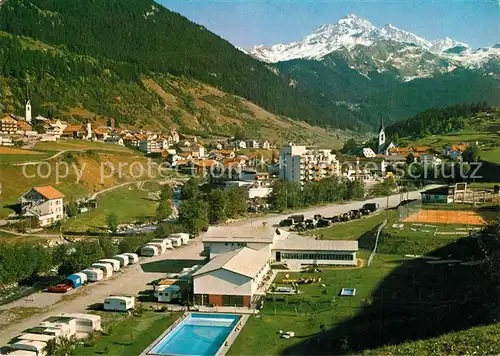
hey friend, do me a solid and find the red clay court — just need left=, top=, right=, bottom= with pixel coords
left=403, top=209, right=487, bottom=225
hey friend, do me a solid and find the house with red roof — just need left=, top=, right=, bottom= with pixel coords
left=20, top=186, right=65, bottom=226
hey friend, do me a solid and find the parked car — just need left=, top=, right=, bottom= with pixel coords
left=305, top=219, right=316, bottom=229
left=362, top=203, right=380, bottom=212
left=279, top=219, right=294, bottom=227
left=360, top=208, right=371, bottom=216
left=47, top=283, right=72, bottom=293
left=316, top=219, right=330, bottom=228
left=289, top=214, right=305, bottom=223
left=349, top=210, right=362, bottom=219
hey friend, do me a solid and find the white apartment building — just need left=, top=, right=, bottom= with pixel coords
left=279, top=144, right=339, bottom=183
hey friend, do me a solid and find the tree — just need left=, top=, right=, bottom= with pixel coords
left=463, top=145, right=481, bottom=162
left=406, top=152, right=415, bottom=164
left=177, top=198, right=208, bottom=236
left=207, top=189, right=228, bottom=224
left=341, top=138, right=359, bottom=155
left=99, top=237, right=118, bottom=258
left=106, top=213, right=118, bottom=233
left=44, top=335, right=78, bottom=356
left=347, top=180, right=365, bottom=200
left=226, top=187, right=247, bottom=218
left=156, top=200, right=172, bottom=221
left=159, top=185, right=173, bottom=201
left=180, top=177, right=200, bottom=200
left=66, top=202, right=79, bottom=218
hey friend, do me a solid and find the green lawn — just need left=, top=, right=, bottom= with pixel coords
left=34, top=140, right=139, bottom=155
left=480, top=147, right=500, bottom=164
left=468, top=182, right=500, bottom=190
left=229, top=255, right=400, bottom=356
left=311, top=211, right=396, bottom=260
left=62, top=185, right=158, bottom=232
left=363, top=323, right=500, bottom=355
left=0, top=151, right=56, bottom=165
left=313, top=212, right=393, bottom=240
left=74, top=311, right=180, bottom=356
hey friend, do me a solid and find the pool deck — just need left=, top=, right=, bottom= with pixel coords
left=216, top=314, right=249, bottom=356
left=140, top=312, right=248, bottom=356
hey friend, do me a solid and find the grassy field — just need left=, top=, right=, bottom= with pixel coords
left=363, top=323, right=500, bottom=355
left=228, top=254, right=401, bottom=356
left=62, top=185, right=158, bottom=232
left=402, top=115, right=499, bottom=148
left=74, top=311, right=180, bottom=356
left=479, top=147, right=500, bottom=165
left=399, top=114, right=500, bottom=165
left=229, top=205, right=496, bottom=355
left=34, top=140, right=140, bottom=155
left=0, top=148, right=163, bottom=219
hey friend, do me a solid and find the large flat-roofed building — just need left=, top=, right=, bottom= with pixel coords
left=193, top=247, right=270, bottom=307
left=272, top=239, right=358, bottom=267
left=202, top=226, right=287, bottom=258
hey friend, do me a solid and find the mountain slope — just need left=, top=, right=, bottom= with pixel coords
left=0, top=0, right=360, bottom=130
left=246, top=14, right=499, bottom=81
left=0, top=31, right=340, bottom=145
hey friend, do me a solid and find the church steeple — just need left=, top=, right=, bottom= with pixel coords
left=378, top=118, right=386, bottom=154
left=379, top=118, right=385, bottom=133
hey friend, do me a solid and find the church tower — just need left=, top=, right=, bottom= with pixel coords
left=25, top=100, right=32, bottom=123
left=378, top=119, right=385, bottom=154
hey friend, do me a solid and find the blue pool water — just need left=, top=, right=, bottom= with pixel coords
left=149, top=313, right=241, bottom=356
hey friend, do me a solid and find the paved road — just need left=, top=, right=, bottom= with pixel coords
left=0, top=241, right=206, bottom=344
left=230, top=189, right=426, bottom=228
left=0, top=187, right=434, bottom=344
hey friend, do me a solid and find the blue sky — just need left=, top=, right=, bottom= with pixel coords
left=157, top=0, right=498, bottom=49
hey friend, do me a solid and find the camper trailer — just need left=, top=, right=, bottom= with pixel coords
left=168, top=236, right=182, bottom=248
left=113, top=254, right=130, bottom=267
left=122, top=253, right=139, bottom=264
left=170, top=233, right=190, bottom=245
left=58, top=313, right=101, bottom=333
left=151, top=238, right=173, bottom=249
left=11, top=340, right=46, bottom=355
left=66, top=274, right=83, bottom=289
left=140, top=245, right=159, bottom=257
left=156, top=285, right=182, bottom=303
left=39, top=316, right=77, bottom=337
left=8, top=350, right=39, bottom=356
left=90, top=263, right=113, bottom=278
left=98, top=259, right=120, bottom=271
left=73, top=272, right=88, bottom=284
left=18, top=334, right=55, bottom=343
left=103, top=295, right=135, bottom=311
left=146, top=242, right=166, bottom=254
left=82, top=268, right=103, bottom=282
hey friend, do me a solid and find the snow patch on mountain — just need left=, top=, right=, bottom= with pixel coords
left=245, top=14, right=498, bottom=81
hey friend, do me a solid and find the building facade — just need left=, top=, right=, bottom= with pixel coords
left=279, top=144, right=339, bottom=183
left=20, top=186, right=65, bottom=226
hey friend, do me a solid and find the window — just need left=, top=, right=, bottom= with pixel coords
left=282, top=252, right=354, bottom=261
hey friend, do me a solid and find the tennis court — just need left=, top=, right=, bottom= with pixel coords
left=403, top=209, right=487, bottom=225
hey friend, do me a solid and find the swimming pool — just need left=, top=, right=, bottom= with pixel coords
left=146, top=313, right=241, bottom=356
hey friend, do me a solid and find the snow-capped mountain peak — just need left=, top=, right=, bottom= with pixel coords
left=380, top=23, right=429, bottom=48
left=246, top=14, right=487, bottom=65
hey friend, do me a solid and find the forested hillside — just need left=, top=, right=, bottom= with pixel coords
left=386, top=103, right=494, bottom=138
left=276, top=54, right=500, bottom=128
left=0, top=0, right=358, bottom=130
left=0, top=31, right=339, bottom=144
